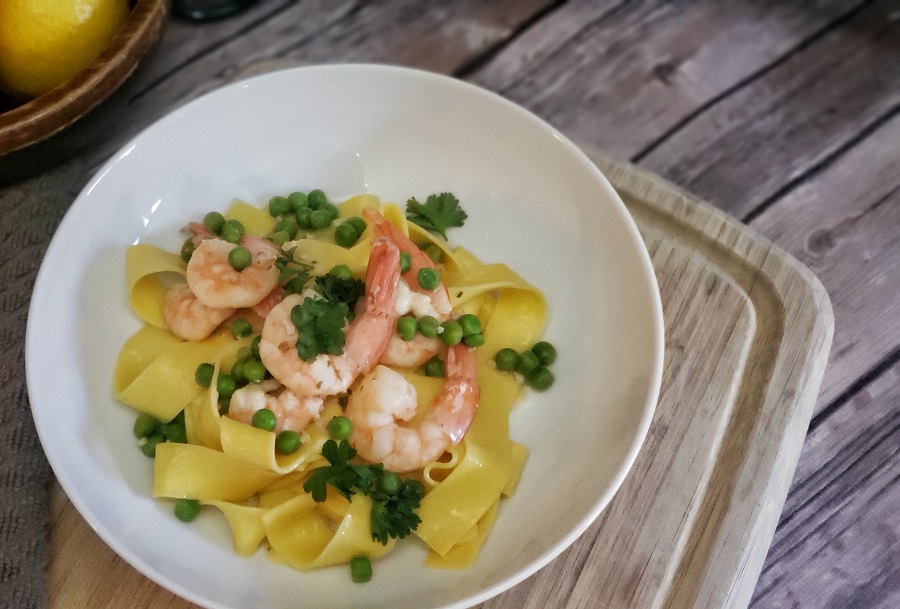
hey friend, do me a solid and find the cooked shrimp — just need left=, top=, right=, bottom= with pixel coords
left=251, top=287, right=284, bottom=319
left=227, top=379, right=324, bottom=433
left=347, top=343, right=479, bottom=472
left=186, top=236, right=280, bottom=309
left=362, top=208, right=452, bottom=367
left=258, top=237, right=401, bottom=397
left=163, top=283, right=235, bottom=341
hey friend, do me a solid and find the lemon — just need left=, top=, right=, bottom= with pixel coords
left=0, top=0, right=130, bottom=100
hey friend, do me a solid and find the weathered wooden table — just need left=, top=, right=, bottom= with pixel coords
left=1, top=2, right=897, bottom=608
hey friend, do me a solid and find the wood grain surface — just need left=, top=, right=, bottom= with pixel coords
left=3, top=2, right=897, bottom=608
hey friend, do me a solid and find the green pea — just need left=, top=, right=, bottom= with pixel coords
left=231, top=318, right=252, bottom=339
left=195, top=362, right=214, bottom=387
left=417, top=315, right=439, bottom=338
left=204, top=211, right=226, bottom=233
left=494, top=348, right=519, bottom=372
left=329, top=263, right=354, bottom=279
left=243, top=359, right=267, bottom=384
left=250, top=335, right=261, bottom=359
left=274, top=218, right=299, bottom=240
left=345, top=216, right=366, bottom=236
left=418, top=268, right=440, bottom=291
left=180, top=237, right=195, bottom=263
left=528, top=366, right=555, bottom=391
left=350, top=556, right=372, bottom=583
left=161, top=420, right=187, bottom=444
left=439, top=320, right=463, bottom=346
left=268, top=195, right=291, bottom=217
left=230, top=360, right=246, bottom=383
left=334, top=222, right=360, bottom=248
left=457, top=314, right=482, bottom=337
left=174, top=498, right=201, bottom=522
left=464, top=332, right=485, bottom=348
left=425, top=244, right=442, bottom=263
left=296, top=207, right=313, bottom=229
left=236, top=346, right=252, bottom=361
left=399, top=251, right=412, bottom=274
left=252, top=408, right=277, bottom=431
left=288, top=191, right=309, bottom=211
left=133, top=414, right=159, bottom=439
left=309, top=208, right=333, bottom=230
left=141, top=434, right=165, bottom=458
left=228, top=245, right=252, bottom=271
left=217, top=373, right=236, bottom=399
left=379, top=471, right=402, bottom=495
left=270, top=230, right=291, bottom=247
left=423, top=357, right=445, bottom=378
left=220, top=219, right=245, bottom=244
left=276, top=430, right=302, bottom=454
left=307, top=189, right=327, bottom=210
left=397, top=316, right=417, bottom=341
left=516, top=350, right=540, bottom=377
left=327, top=416, right=352, bottom=440
left=531, top=341, right=557, bottom=366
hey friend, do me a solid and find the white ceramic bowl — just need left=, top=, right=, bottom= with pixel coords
left=26, top=64, right=663, bottom=609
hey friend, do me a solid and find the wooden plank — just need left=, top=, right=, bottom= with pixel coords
left=749, top=113, right=900, bottom=412
left=750, top=360, right=900, bottom=609
left=468, top=0, right=861, bottom=159
left=83, top=0, right=555, bottom=168
left=639, top=0, right=900, bottom=220
left=480, top=234, right=756, bottom=608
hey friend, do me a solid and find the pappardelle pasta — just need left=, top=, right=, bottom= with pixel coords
left=113, top=190, right=556, bottom=581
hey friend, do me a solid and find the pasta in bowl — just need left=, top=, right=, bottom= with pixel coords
left=26, top=64, right=663, bottom=609
left=116, top=192, right=552, bottom=578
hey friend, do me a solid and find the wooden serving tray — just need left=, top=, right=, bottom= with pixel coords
left=47, top=150, right=833, bottom=609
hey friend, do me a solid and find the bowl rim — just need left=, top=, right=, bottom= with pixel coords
left=0, top=0, right=166, bottom=156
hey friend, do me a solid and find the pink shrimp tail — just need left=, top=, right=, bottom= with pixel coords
left=342, top=237, right=402, bottom=377
left=362, top=208, right=439, bottom=278
left=183, top=222, right=216, bottom=246
left=252, top=287, right=284, bottom=318
left=436, top=343, right=480, bottom=443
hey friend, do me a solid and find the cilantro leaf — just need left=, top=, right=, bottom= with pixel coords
left=275, top=248, right=312, bottom=295
left=315, top=274, right=365, bottom=314
left=369, top=478, right=424, bottom=545
left=405, top=192, right=467, bottom=240
left=303, top=439, right=425, bottom=545
left=290, top=297, right=351, bottom=361
left=302, top=439, right=363, bottom=501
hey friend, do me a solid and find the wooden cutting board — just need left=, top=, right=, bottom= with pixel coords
left=46, top=150, right=833, bottom=609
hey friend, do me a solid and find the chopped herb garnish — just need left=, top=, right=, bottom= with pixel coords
left=303, top=440, right=424, bottom=545
left=275, top=247, right=312, bottom=295
left=291, top=298, right=351, bottom=361
left=405, top=192, right=467, bottom=240
left=315, top=273, right=365, bottom=314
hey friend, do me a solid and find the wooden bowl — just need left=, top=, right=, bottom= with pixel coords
left=0, top=0, right=166, bottom=173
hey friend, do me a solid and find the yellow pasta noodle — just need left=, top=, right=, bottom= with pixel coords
left=114, top=191, right=551, bottom=577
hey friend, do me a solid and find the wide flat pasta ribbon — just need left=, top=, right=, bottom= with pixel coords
left=115, top=327, right=233, bottom=422
left=153, top=442, right=282, bottom=501
left=126, top=244, right=185, bottom=328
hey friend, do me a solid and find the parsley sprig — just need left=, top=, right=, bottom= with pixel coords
left=302, top=439, right=425, bottom=545
left=275, top=248, right=312, bottom=295
left=405, top=192, right=467, bottom=240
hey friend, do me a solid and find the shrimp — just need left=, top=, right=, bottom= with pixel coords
left=163, top=283, right=235, bottom=341
left=186, top=236, right=280, bottom=309
left=347, top=343, right=479, bottom=472
left=227, top=379, right=324, bottom=433
left=362, top=208, right=452, bottom=367
left=258, top=237, right=402, bottom=397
